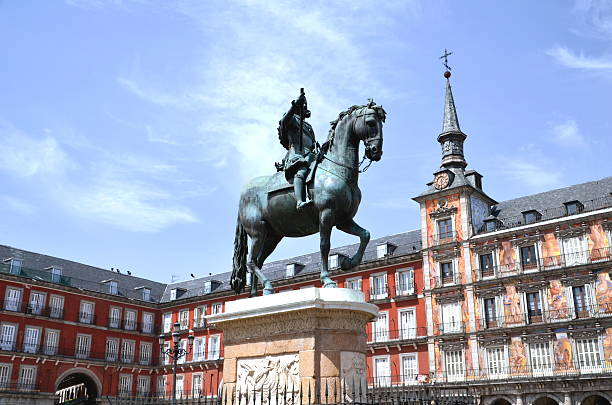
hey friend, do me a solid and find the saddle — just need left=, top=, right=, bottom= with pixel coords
left=267, top=153, right=320, bottom=195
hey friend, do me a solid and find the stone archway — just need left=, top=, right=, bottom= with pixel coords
left=55, top=368, right=102, bottom=405
left=581, top=394, right=611, bottom=405
left=532, top=397, right=559, bottom=405
left=491, top=398, right=513, bottom=405
left=483, top=396, right=515, bottom=405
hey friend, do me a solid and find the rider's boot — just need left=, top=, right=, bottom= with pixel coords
left=294, top=172, right=312, bottom=210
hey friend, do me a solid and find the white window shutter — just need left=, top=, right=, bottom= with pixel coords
left=410, top=269, right=415, bottom=293
left=585, top=283, right=594, bottom=314
left=520, top=292, right=528, bottom=324
left=394, top=272, right=398, bottom=295
left=565, top=286, right=575, bottom=318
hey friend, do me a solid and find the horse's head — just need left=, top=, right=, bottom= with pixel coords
left=352, top=100, right=386, bottom=161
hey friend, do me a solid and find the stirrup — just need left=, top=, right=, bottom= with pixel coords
left=296, top=199, right=313, bottom=211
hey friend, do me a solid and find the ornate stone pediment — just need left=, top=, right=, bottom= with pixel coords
left=515, top=279, right=547, bottom=293
left=511, top=233, right=544, bottom=247
left=522, top=333, right=553, bottom=343
left=474, top=285, right=505, bottom=298
left=438, top=340, right=466, bottom=350
left=556, top=224, right=589, bottom=239
left=560, top=272, right=595, bottom=287
left=569, top=328, right=601, bottom=339
left=429, top=199, right=457, bottom=219
left=436, top=290, right=464, bottom=304
left=432, top=248, right=461, bottom=262
left=479, top=336, right=508, bottom=347
left=471, top=242, right=499, bottom=254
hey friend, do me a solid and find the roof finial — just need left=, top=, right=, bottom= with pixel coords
left=440, top=49, right=453, bottom=78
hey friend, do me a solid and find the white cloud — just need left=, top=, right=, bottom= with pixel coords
left=550, top=119, right=586, bottom=148
left=0, top=196, right=36, bottom=215
left=500, top=158, right=563, bottom=189
left=547, top=46, right=612, bottom=70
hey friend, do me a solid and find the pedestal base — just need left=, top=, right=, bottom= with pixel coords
left=207, top=288, right=378, bottom=404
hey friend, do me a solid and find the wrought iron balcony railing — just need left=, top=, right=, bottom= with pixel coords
left=368, top=327, right=428, bottom=344
left=433, top=231, right=459, bottom=246
left=476, top=195, right=612, bottom=235
left=2, top=300, right=65, bottom=320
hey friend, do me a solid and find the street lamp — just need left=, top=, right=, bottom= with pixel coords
left=159, top=322, right=194, bottom=404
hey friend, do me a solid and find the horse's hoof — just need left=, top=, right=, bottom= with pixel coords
left=322, top=279, right=337, bottom=288
left=263, top=282, right=274, bottom=295
left=340, top=256, right=358, bottom=271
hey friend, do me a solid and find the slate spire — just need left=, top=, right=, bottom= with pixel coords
left=437, top=70, right=467, bottom=169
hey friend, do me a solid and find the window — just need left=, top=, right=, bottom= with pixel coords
left=179, top=310, right=189, bottom=330
left=193, top=337, right=205, bottom=362
left=444, top=350, right=464, bottom=381
left=483, top=297, right=498, bottom=327
left=211, top=303, right=223, bottom=315
left=526, top=292, right=543, bottom=323
left=203, top=281, right=213, bottom=294
left=399, top=308, right=416, bottom=339
left=142, top=288, right=151, bottom=301
left=520, top=245, right=538, bottom=270
left=576, top=338, right=602, bottom=370
left=396, top=269, right=414, bottom=295
left=142, top=312, right=154, bottom=333
left=400, top=354, right=417, bottom=385
left=377, top=243, right=392, bottom=259
left=564, top=201, right=583, bottom=216
left=49, top=295, right=64, bottom=318
left=175, top=375, right=184, bottom=397
left=523, top=211, right=541, bottom=224
left=79, top=301, right=94, bottom=324
left=23, top=327, right=40, bottom=354
left=163, top=342, right=170, bottom=365
left=177, top=340, right=187, bottom=364
left=44, top=329, right=59, bottom=355
left=440, top=261, right=454, bottom=284
left=437, top=218, right=453, bottom=240
left=208, top=335, right=220, bottom=360
left=50, top=267, right=62, bottom=283
left=479, top=253, right=494, bottom=277
left=529, top=342, right=552, bottom=374
left=119, top=374, right=132, bottom=397
left=157, top=376, right=167, bottom=396
left=286, top=263, right=296, bottom=277
left=163, top=313, right=172, bottom=333
left=486, top=346, right=507, bottom=377
left=373, top=312, right=389, bottom=342
left=106, top=338, right=119, bottom=361
left=373, top=356, right=391, bottom=387
left=139, top=342, right=152, bottom=365
left=441, top=302, right=462, bottom=333
left=0, top=324, right=17, bottom=351
left=0, top=364, right=11, bottom=389
left=18, top=365, right=36, bottom=390
left=328, top=254, right=339, bottom=269
left=28, top=291, right=45, bottom=315
left=137, top=376, right=150, bottom=397
left=122, top=340, right=135, bottom=363
left=109, top=307, right=121, bottom=328
left=109, top=281, right=118, bottom=295
left=192, top=374, right=203, bottom=397
left=194, top=306, right=207, bottom=328
left=370, top=273, right=387, bottom=299
left=170, top=289, right=178, bottom=301
left=75, top=334, right=91, bottom=359
left=573, top=286, right=590, bottom=317
left=563, top=235, right=588, bottom=266
left=124, top=310, right=137, bottom=330
left=344, top=277, right=362, bottom=291
left=8, top=259, right=22, bottom=275
left=484, top=220, right=498, bottom=233
left=4, top=287, right=22, bottom=311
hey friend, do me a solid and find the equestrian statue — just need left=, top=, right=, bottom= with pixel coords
left=231, top=89, right=386, bottom=295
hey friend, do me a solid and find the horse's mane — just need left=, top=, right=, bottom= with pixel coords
left=323, top=99, right=387, bottom=151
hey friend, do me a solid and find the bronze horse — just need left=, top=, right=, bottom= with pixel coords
left=231, top=101, right=386, bottom=295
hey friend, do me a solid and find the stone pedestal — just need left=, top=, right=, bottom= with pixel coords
left=207, top=288, right=378, bottom=404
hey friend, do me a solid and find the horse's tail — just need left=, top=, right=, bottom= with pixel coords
left=230, top=215, right=248, bottom=294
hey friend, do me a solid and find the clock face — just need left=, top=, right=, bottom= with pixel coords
left=433, top=172, right=450, bottom=190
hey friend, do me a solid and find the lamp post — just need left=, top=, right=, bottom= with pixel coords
left=159, top=322, right=194, bottom=404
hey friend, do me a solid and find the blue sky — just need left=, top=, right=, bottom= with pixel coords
left=0, top=0, right=610, bottom=283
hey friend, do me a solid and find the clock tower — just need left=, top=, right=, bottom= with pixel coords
left=413, top=60, right=497, bottom=380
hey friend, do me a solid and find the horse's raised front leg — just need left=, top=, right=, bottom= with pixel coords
left=247, top=224, right=274, bottom=295
left=337, top=219, right=370, bottom=270
left=319, top=208, right=337, bottom=288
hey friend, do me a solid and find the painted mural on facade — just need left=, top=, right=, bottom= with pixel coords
left=541, top=232, right=560, bottom=267
left=499, top=241, right=515, bottom=271
left=589, top=222, right=610, bottom=260
left=434, top=343, right=442, bottom=377
left=596, top=272, right=612, bottom=314
left=604, top=327, right=612, bottom=364
left=461, top=298, right=470, bottom=333
left=508, top=337, right=527, bottom=374
left=547, top=280, right=570, bottom=320
left=555, top=333, right=573, bottom=371
left=432, top=295, right=440, bottom=335
left=503, top=286, right=522, bottom=325
left=465, top=339, right=474, bottom=377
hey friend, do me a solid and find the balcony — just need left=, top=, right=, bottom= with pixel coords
left=78, top=312, right=96, bottom=325
left=439, top=321, right=464, bottom=335
left=433, top=231, right=459, bottom=246
left=367, top=285, right=390, bottom=302
left=0, top=380, right=39, bottom=392
left=475, top=195, right=612, bottom=235
left=474, top=247, right=612, bottom=282
left=2, top=300, right=65, bottom=320
left=368, top=326, right=428, bottom=345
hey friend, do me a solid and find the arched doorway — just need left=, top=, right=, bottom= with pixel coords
left=491, top=399, right=513, bottom=405
left=582, top=395, right=611, bottom=405
left=55, top=371, right=100, bottom=404
left=533, top=397, right=559, bottom=405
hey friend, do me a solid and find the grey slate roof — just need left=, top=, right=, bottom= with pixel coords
left=0, top=244, right=166, bottom=303
left=159, top=229, right=422, bottom=303
left=490, top=176, right=612, bottom=223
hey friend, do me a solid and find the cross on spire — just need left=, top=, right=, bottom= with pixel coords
left=440, top=49, right=453, bottom=72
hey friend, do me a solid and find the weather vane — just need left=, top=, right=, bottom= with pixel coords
left=440, top=49, right=453, bottom=78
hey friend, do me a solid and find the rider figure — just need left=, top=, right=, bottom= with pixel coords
left=277, top=89, right=316, bottom=211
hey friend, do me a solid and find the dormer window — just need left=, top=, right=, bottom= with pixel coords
left=109, top=281, right=118, bottom=295
left=5, top=258, right=22, bottom=275
left=483, top=219, right=499, bottom=233
left=142, top=288, right=151, bottom=301
left=203, top=281, right=212, bottom=294
left=50, top=267, right=62, bottom=282
left=286, top=263, right=295, bottom=278
left=564, top=201, right=584, bottom=216
left=329, top=254, right=339, bottom=269
left=170, top=288, right=177, bottom=300
left=522, top=210, right=541, bottom=224
left=376, top=243, right=395, bottom=259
